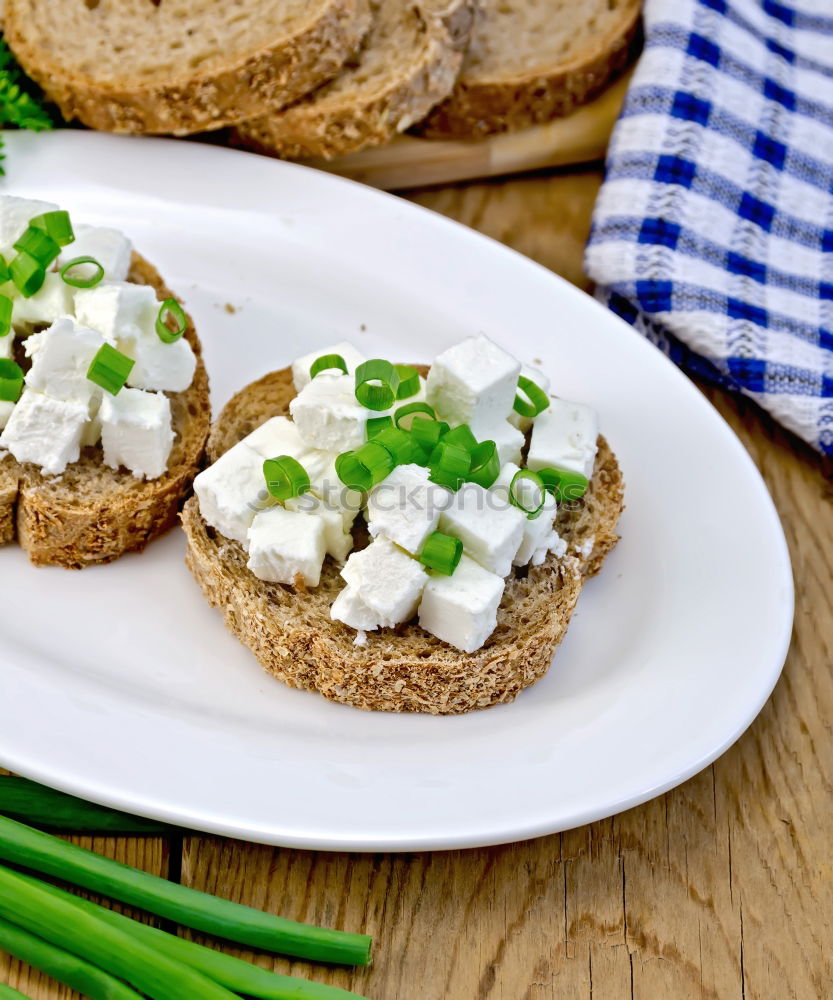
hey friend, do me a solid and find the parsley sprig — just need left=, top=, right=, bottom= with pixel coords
left=0, top=38, right=54, bottom=174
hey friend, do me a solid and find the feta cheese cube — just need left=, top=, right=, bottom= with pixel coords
left=121, top=331, right=196, bottom=394
left=59, top=225, right=132, bottom=282
left=11, top=273, right=74, bottom=331
left=331, top=584, right=387, bottom=632
left=472, top=418, right=524, bottom=466
left=366, top=463, right=451, bottom=555
left=527, top=398, right=599, bottom=480
left=0, top=389, right=87, bottom=475
left=0, top=332, right=14, bottom=361
left=491, top=462, right=559, bottom=567
left=80, top=397, right=103, bottom=448
left=241, top=415, right=306, bottom=459
left=0, top=400, right=15, bottom=430
left=304, top=451, right=363, bottom=529
left=286, top=493, right=353, bottom=562
left=24, top=318, right=104, bottom=405
left=291, top=341, right=367, bottom=392
left=426, top=335, right=520, bottom=428
left=0, top=196, right=59, bottom=253
left=74, top=281, right=157, bottom=343
left=418, top=554, right=505, bottom=653
left=99, top=388, right=174, bottom=480
left=340, top=535, right=428, bottom=624
left=508, top=365, right=551, bottom=432
left=246, top=506, right=326, bottom=587
left=439, top=482, right=525, bottom=577
left=193, top=441, right=271, bottom=545
left=289, top=373, right=369, bottom=452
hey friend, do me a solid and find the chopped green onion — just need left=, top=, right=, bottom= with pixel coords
left=428, top=441, right=470, bottom=490
left=10, top=253, right=45, bottom=297
left=513, top=375, right=550, bottom=418
left=410, top=416, right=449, bottom=453
left=0, top=253, right=10, bottom=285
left=263, top=455, right=309, bottom=501
left=156, top=297, right=187, bottom=344
left=335, top=442, right=394, bottom=493
left=510, top=469, right=545, bottom=518
left=354, top=359, right=399, bottom=411
left=29, top=209, right=74, bottom=246
left=419, top=531, right=462, bottom=575
left=372, top=426, right=414, bottom=464
left=394, top=364, right=420, bottom=399
left=0, top=913, right=144, bottom=1000
left=310, top=353, right=347, bottom=379
left=538, top=466, right=590, bottom=503
left=13, top=226, right=60, bottom=267
left=467, top=440, right=500, bottom=488
left=0, top=815, right=372, bottom=966
left=0, top=985, right=30, bottom=999
left=365, top=415, right=393, bottom=440
left=394, top=401, right=435, bottom=429
left=0, top=294, right=12, bottom=337
left=0, top=359, right=24, bottom=403
left=60, top=255, right=105, bottom=289
left=442, top=424, right=477, bottom=451
left=87, top=343, right=134, bottom=395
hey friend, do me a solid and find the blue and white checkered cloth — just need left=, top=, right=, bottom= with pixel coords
left=585, top=0, right=833, bottom=455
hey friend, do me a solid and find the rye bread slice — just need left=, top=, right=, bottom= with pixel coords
left=3, top=0, right=372, bottom=135
left=232, top=0, right=476, bottom=160
left=0, top=253, right=210, bottom=569
left=181, top=366, right=623, bottom=715
left=418, top=0, right=641, bottom=138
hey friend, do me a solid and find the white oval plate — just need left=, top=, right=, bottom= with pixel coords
left=0, top=132, right=792, bottom=851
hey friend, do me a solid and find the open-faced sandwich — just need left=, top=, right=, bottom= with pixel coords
left=0, top=196, right=210, bottom=568
left=183, top=336, right=622, bottom=714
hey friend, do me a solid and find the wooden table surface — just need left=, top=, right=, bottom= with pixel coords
left=3, top=166, right=831, bottom=1000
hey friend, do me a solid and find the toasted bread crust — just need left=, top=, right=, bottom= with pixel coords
left=182, top=365, right=623, bottom=714
left=4, top=0, right=371, bottom=135
left=1, top=253, right=210, bottom=569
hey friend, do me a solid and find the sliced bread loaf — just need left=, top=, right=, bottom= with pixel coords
left=181, top=366, right=623, bottom=715
left=3, top=0, right=372, bottom=135
left=0, top=254, right=210, bottom=568
left=232, top=0, right=476, bottom=161
left=419, top=0, right=641, bottom=138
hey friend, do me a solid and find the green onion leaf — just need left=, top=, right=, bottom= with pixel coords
left=513, top=375, right=550, bottom=418
left=537, top=466, right=590, bottom=503
left=419, top=531, right=463, bottom=575
left=0, top=294, right=12, bottom=337
left=335, top=442, right=394, bottom=493
left=156, top=297, right=187, bottom=344
left=13, top=225, right=60, bottom=267
left=371, top=426, right=414, bottom=465
left=442, top=424, right=477, bottom=451
left=510, top=469, right=545, bottom=518
left=393, top=401, right=435, bottom=430
left=310, top=353, right=348, bottom=379
left=29, top=210, right=74, bottom=246
left=0, top=253, right=10, bottom=285
left=467, top=440, right=500, bottom=488
left=0, top=984, right=31, bottom=999
left=354, top=359, right=399, bottom=411
left=10, top=252, right=45, bottom=297
left=263, top=455, right=310, bottom=501
left=394, top=364, right=420, bottom=399
left=410, top=416, right=449, bottom=454
left=365, top=415, right=393, bottom=440
left=0, top=359, right=24, bottom=403
left=87, top=343, right=134, bottom=396
left=60, top=255, right=105, bottom=289
left=428, top=441, right=471, bottom=490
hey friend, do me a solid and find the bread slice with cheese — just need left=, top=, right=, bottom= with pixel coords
left=3, top=0, right=372, bottom=135
left=0, top=254, right=210, bottom=569
left=418, top=0, right=641, bottom=137
left=232, top=0, right=476, bottom=160
left=181, top=366, right=623, bottom=715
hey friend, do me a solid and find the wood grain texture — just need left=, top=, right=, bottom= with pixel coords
left=4, top=168, right=832, bottom=1000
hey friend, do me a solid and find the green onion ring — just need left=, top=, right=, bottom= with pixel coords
left=0, top=295, right=12, bottom=338
left=310, top=353, right=348, bottom=379
left=419, top=531, right=463, bottom=575
left=263, top=455, right=310, bottom=501
left=537, top=466, right=590, bottom=503
left=0, top=253, right=11, bottom=285
left=365, top=415, right=393, bottom=440
left=509, top=469, right=546, bottom=518
left=86, top=344, right=134, bottom=396
left=155, top=298, right=187, bottom=344
left=336, top=441, right=394, bottom=492
left=60, top=256, right=105, bottom=289
left=354, top=359, right=399, bottom=411
left=513, top=375, right=550, bottom=419
left=11, top=253, right=45, bottom=297
left=467, top=440, right=500, bottom=488
left=442, top=423, right=478, bottom=451
left=428, top=441, right=471, bottom=489
left=372, top=426, right=414, bottom=464
left=394, top=364, right=420, bottom=399
left=410, top=415, right=449, bottom=453
left=0, top=359, right=24, bottom=403
left=13, top=226, right=60, bottom=268
left=394, top=401, right=435, bottom=430
left=29, top=210, right=74, bottom=247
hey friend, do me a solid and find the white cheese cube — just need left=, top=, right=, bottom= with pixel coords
left=99, top=388, right=174, bottom=480
left=291, top=341, right=367, bottom=392
left=0, top=400, right=15, bottom=430
left=438, top=482, right=525, bottom=577
left=0, top=196, right=59, bottom=253
left=80, top=396, right=103, bottom=448
left=491, top=462, right=559, bottom=567
left=24, top=318, right=104, bottom=405
left=193, top=441, right=270, bottom=545
left=124, top=334, right=196, bottom=394
left=331, top=584, right=388, bottom=632
left=366, top=463, right=451, bottom=555
left=472, top=418, right=524, bottom=466
left=418, top=554, right=505, bottom=653
left=241, top=415, right=306, bottom=459
left=74, top=281, right=157, bottom=343
left=285, top=493, right=353, bottom=562
left=289, top=373, right=369, bottom=452
left=247, top=506, right=326, bottom=587
left=0, top=332, right=14, bottom=361
left=340, top=535, right=428, bottom=624
left=305, top=451, right=362, bottom=529
left=0, top=389, right=87, bottom=475
left=527, top=398, right=599, bottom=480
left=508, top=365, right=551, bottom=432
left=11, top=273, right=74, bottom=331
left=426, top=335, right=520, bottom=428
left=60, top=225, right=133, bottom=282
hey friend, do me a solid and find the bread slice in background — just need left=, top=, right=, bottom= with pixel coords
left=3, top=0, right=372, bottom=135
left=181, top=366, right=624, bottom=715
left=419, top=0, right=641, bottom=138
left=232, top=0, right=476, bottom=160
left=0, top=254, right=210, bottom=569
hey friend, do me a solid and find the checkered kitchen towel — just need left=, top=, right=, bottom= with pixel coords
left=585, top=0, right=833, bottom=455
